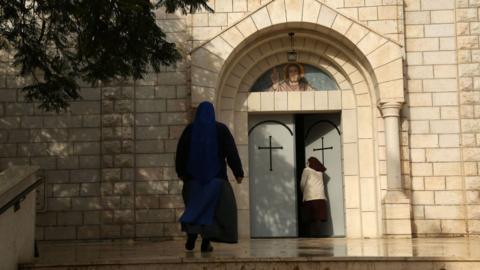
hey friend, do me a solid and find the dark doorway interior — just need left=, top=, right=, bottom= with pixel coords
left=294, top=113, right=343, bottom=237
left=294, top=114, right=307, bottom=237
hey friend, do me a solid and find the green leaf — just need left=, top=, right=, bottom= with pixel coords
left=0, top=0, right=212, bottom=112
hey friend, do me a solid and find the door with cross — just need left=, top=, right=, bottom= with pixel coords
left=248, top=114, right=344, bottom=238
left=303, top=114, right=345, bottom=237
left=248, top=114, right=297, bottom=237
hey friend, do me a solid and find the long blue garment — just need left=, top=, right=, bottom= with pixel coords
left=180, top=102, right=222, bottom=225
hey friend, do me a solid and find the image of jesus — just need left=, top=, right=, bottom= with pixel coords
left=268, top=63, right=317, bottom=92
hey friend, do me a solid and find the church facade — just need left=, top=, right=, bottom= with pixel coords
left=1, top=0, right=480, bottom=240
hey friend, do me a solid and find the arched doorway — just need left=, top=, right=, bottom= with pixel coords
left=190, top=0, right=408, bottom=238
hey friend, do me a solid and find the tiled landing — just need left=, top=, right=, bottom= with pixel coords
left=21, top=238, right=480, bottom=269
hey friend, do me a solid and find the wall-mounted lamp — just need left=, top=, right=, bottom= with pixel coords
left=287, top=32, right=297, bottom=62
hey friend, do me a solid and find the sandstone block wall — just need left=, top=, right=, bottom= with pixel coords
left=456, top=0, right=480, bottom=234
left=0, top=0, right=479, bottom=240
left=404, top=0, right=466, bottom=235
left=0, top=8, right=190, bottom=240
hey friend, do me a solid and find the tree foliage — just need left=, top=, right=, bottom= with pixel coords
left=0, top=0, right=212, bottom=111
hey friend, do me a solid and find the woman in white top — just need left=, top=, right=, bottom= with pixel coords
left=300, top=157, right=327, bottom=237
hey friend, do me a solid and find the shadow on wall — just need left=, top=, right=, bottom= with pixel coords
left=0, top=81, right=106, bottom=239
left=0, top=5, right=244, bottom=240
left=131, top=9, right=194, bottom=239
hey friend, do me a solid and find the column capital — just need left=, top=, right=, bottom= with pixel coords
left=379, top=101, right=403, bottom=118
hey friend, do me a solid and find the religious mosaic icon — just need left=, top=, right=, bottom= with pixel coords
left=250, top=63, right=338, bottom=92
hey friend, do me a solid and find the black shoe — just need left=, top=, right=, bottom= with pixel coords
left=185, top=234, right=197, bottom=251
left=201, top=239, right=213, bottom=253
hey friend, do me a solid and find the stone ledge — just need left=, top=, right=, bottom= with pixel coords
left=20, top=257, right=480, bottom=270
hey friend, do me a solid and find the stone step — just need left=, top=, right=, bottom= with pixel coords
left=20, top=238, right=480, bottom=270
left=20, top=258, right=480, bottom=270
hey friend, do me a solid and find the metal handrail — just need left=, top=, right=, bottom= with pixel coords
left=0, top=177, right=44, bottom=215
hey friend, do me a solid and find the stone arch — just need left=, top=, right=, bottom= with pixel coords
left=189, top=0, right=409, bottom=238
left=221, top=45, right=382, bottom=238
left=190, top=0, right=404, bottom=108
left=217, top=30, right=374, bottom=103
left=216, top=34, right=374, bottom=110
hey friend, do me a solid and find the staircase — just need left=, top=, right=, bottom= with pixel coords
left=20, top=238, right=480, bottom=270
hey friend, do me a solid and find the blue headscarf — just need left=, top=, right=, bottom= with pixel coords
left=186, top=101, right=220, bottom=184
left=180, top=102, right=222, bottom=225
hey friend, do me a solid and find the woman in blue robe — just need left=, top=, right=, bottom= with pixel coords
left=175, top=101, right=244, bottom=252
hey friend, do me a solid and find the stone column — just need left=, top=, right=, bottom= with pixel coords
left=381, top=102, right=403, bottom=193
left=379, top=101, right=412, bottom=237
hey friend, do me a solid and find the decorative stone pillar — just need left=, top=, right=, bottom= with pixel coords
left=379, top=101, right=412, bottom=237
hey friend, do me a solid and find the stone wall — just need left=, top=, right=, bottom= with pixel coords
left=0, top=0, right=479, bottom=240
left=456, top=0, right=480, bottom=234
left=0, top=8, right=191, bottom=240
left=0, top=82, right=104, bottom=240
left=190, top=0, right=404, bottom=44
left=405, top=0, right=467, bottom=235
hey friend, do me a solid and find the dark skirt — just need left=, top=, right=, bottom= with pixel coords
left=301, top=199, right=328, bottom=223
left=181, top=179, right=238, bottom=243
